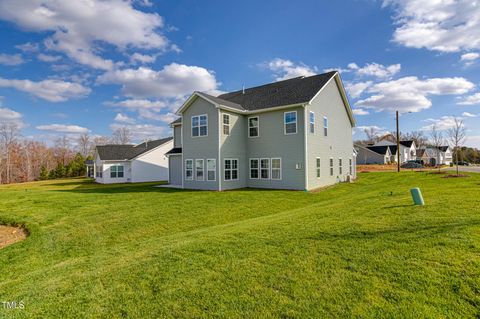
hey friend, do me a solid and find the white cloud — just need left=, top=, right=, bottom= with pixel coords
left=36, top=123, right=89, bottom=133
left=461, top=52, right=480, bottom=61
left=462, top=112, right=477, bottom=118
left=106, top=99, right=167, bottom=110
left=457, top=93, right=480, bottom=105
left=0, top=0, right=170, bottom=70
left=110, top=122, right=168, bottom=142
left=266, top=58, right=317, bottom=81
left=352, top=108, right=369, bottom=116
left=354, top=63, right=401, bottom=79
left=37, top=53, right=61, bottom=62
left=345, top=81, right=372, bottom=98
left=465, top=135, right=480, bottom=148
left=114, top=113, right=136, bottom=124
left=138, top=110, right=176, bottom=123
left=356, top=76, right=475, bottom=113
left=0, top=107, right=25, bottom=127
left=0, top=53, right=24, bottom=66
left=421, top=116, right=464, bottom=131
left=384, top=0, right=480, bottom=53
left=354, top=125, right=389, bottom=138
left=15, top=42, right=39, bottom=52
left=0, top=77, right=91, bottom=102
left=97, top=63, right=219, bottom=99
left=130, top=53, right=156, bottom=64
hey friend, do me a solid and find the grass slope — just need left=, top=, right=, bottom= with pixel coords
left=0, top=172, right=479, bottom=318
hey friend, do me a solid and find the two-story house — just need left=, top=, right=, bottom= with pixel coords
left=165, top=71, right=356, bottom=191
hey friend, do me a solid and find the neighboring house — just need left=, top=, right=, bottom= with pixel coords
left=93, top=137, right=173, bottom=184
left=417, top=146, right=452, bottom=166
left=355, top=144, right=392, bottom=165
left=165, top=71, right=356, bottom=191
left=374, top=138, right=417, bottom=163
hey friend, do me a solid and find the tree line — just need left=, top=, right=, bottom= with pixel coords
left=0, top=124, right=133, bottom=184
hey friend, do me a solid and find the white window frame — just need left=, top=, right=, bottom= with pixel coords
left=207, top=159, right=216, bottom=181
left=260, top=158, right=270, bottom=179
left=248, top=116, right=259, bottom=138
left=222, top=114, right=230, bottom=136
left=191, top=114, right=208, bottom=138
left=323, top=116, right=328, bottom=137
left=339, top=158, right=343, bottom=175
left=316, top=157, right=321, bottom=178
left=309, top=111, right=315, bottom=134
left=271, top=158, right=282, bottom=180
left=224, top=158, right=239, bottom=181
left=185, top=159, right=193, bottom=180
left=195, top=159, right=204, bottom=181
left=284, top=111, right=297, bottom=135
left=249, top=158, right=259, bottom=179
left=330, top=158, right=334, bottom=176
left=110, top=165, right=124, bottom=178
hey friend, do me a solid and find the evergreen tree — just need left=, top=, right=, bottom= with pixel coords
left=39, top=165, right=49, bottom=180
left=55, top=162, right=66, bottom=178
left=48, top=170, right=56, bottom=180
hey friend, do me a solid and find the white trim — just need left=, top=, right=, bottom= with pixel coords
left=222, top=113, right=230, bottom=136
left=195, top=159, right=204, bottom=181
left=260, top=158, right=270, bottom=179
left=216, top=102, right=306, bottom=115
left=130, top=138, right=173, bottom=160
left=304, top=107, right=309, bottom=190
left=181, top=118, right=184, bottom=188
left=271, top=158, right=282, bottom=180
left=218, top=109, right=222, bottom=191
left=207, top=158, right=216, bottom=182
left=248, top=116, right=259, bottom=138
left=284, top=110, right=297, bottom=135
left=224, top=158, right=239, bottom=181
left=191, top=114, right=208, bottom=138
left=185, top=159, right=193, bottom=181
left=323, top=116, right=328, bottom=137
left=249, top=158, right=259, bottom=179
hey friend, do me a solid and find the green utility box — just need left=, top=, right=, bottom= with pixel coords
left=410, top=187, right=425, bottom=206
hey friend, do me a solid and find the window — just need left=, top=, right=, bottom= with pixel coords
left=309, top=111, right=315, bottom=133
left=250, top=159, right=259, bottom=179
left=195, top=159, right=204, bottom=181
left=110, top=165, right=124, bottom=178
left=330, top=158, right=334, bottom=176
left=207, top=159, right=216, bottom=181
left=192, top=115, right=208, bottom=137
left=349, top=158, right=353, bottom=175
left=339, top=158, right=343, bottom=175
left=223, top=114, right=230, bottom=135
left=271, top=158, right=282, bottom=180
left=224, top=159, right=238, bottom=181
left=323, top=117, right=328, bottom=136
left=260, top=158, right=270, bottom=179
left=316, top=158, right=321, bottom=178
left=185, top=159, right=193, bottom=180
left=284, top=111, right=297, bottom=134
left=248, top=117, right=259, bottom=137
left=96, top=166, right=103, bottom=178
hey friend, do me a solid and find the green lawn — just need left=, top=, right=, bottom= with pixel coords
left=1, top=172, right=479, bottom=318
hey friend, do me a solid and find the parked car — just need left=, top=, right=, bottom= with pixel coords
left=401, top=162, right=424, bottom=169
left=455, top=161, right=470, bottom=166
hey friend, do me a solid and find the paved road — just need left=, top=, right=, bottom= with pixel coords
left=443, top=165, right=480, bottom=173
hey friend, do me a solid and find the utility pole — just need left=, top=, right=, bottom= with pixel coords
left=396, top=110, right=400, bottom=172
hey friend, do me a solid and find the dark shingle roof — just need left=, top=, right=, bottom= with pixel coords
left=165, top=147, right=182, bottom=155
left=217, top=72, right=337, bottom=111
left=400, top=140, right=414, bottom=147
left=96, top=137, right=172, bottom=160
left=196, top=92, right=244, bottom=111
left=366, top=145, right=391, bottom=155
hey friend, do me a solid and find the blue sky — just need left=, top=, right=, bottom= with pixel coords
left=0, top=0, right=479, bottom=146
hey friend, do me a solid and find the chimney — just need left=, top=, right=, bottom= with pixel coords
left=242, top=84, right=245, bottom=94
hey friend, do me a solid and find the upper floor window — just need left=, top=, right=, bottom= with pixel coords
left=248, top=117, right=259, bottom=137
left=284, top=111, right=297, bottom=135
left=323, top=117, right=328, bottom=137
left=309, top=111, right=315, bottom=133
left=192, top=115, right=208, bottom=137
left=223, top=114, right=230, bottom=135
left=110, top=165, right=124, bottom=178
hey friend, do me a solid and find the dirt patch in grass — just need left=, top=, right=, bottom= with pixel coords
left=443, top=174, right=470, bottom=178
left=429, top=171, right=447, bottom=175
left=0, top=225, right=27, bottom=249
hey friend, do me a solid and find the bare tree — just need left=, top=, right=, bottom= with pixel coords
left=111, top=127, right=132, bottom=144
left=447, top=118, right=466, bottom=175
left=364, top=127, right=380, bottom=144
left=402, top=131, right=427, bottom=148
left=0, top=123, right=20, bottom=184
left=77, top=133, right=92, bottom=157
left=429, top=124, right=444, bottom=171
left=53, top=136, right=72, bottom=165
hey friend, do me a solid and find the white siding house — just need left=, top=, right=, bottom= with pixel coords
left=93, top=138, right=173, bottom=184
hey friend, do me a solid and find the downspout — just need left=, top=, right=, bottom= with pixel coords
left=218, top=109, right=222, bottom=191
left=304, top=105, right=309, bottom=191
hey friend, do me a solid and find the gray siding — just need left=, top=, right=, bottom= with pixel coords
left=219, top=111, right=247, bottom=190
left=356, top=147, right=389, bottom=165
left=182, top=97, right=219, bottom=190
left=306, top=78, right=354, bottom=190
left=173, top=125, right=182, bottom=148
left=246, top=106, right=306, bottom=190
left=168, top=155, right=182, bottom=185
